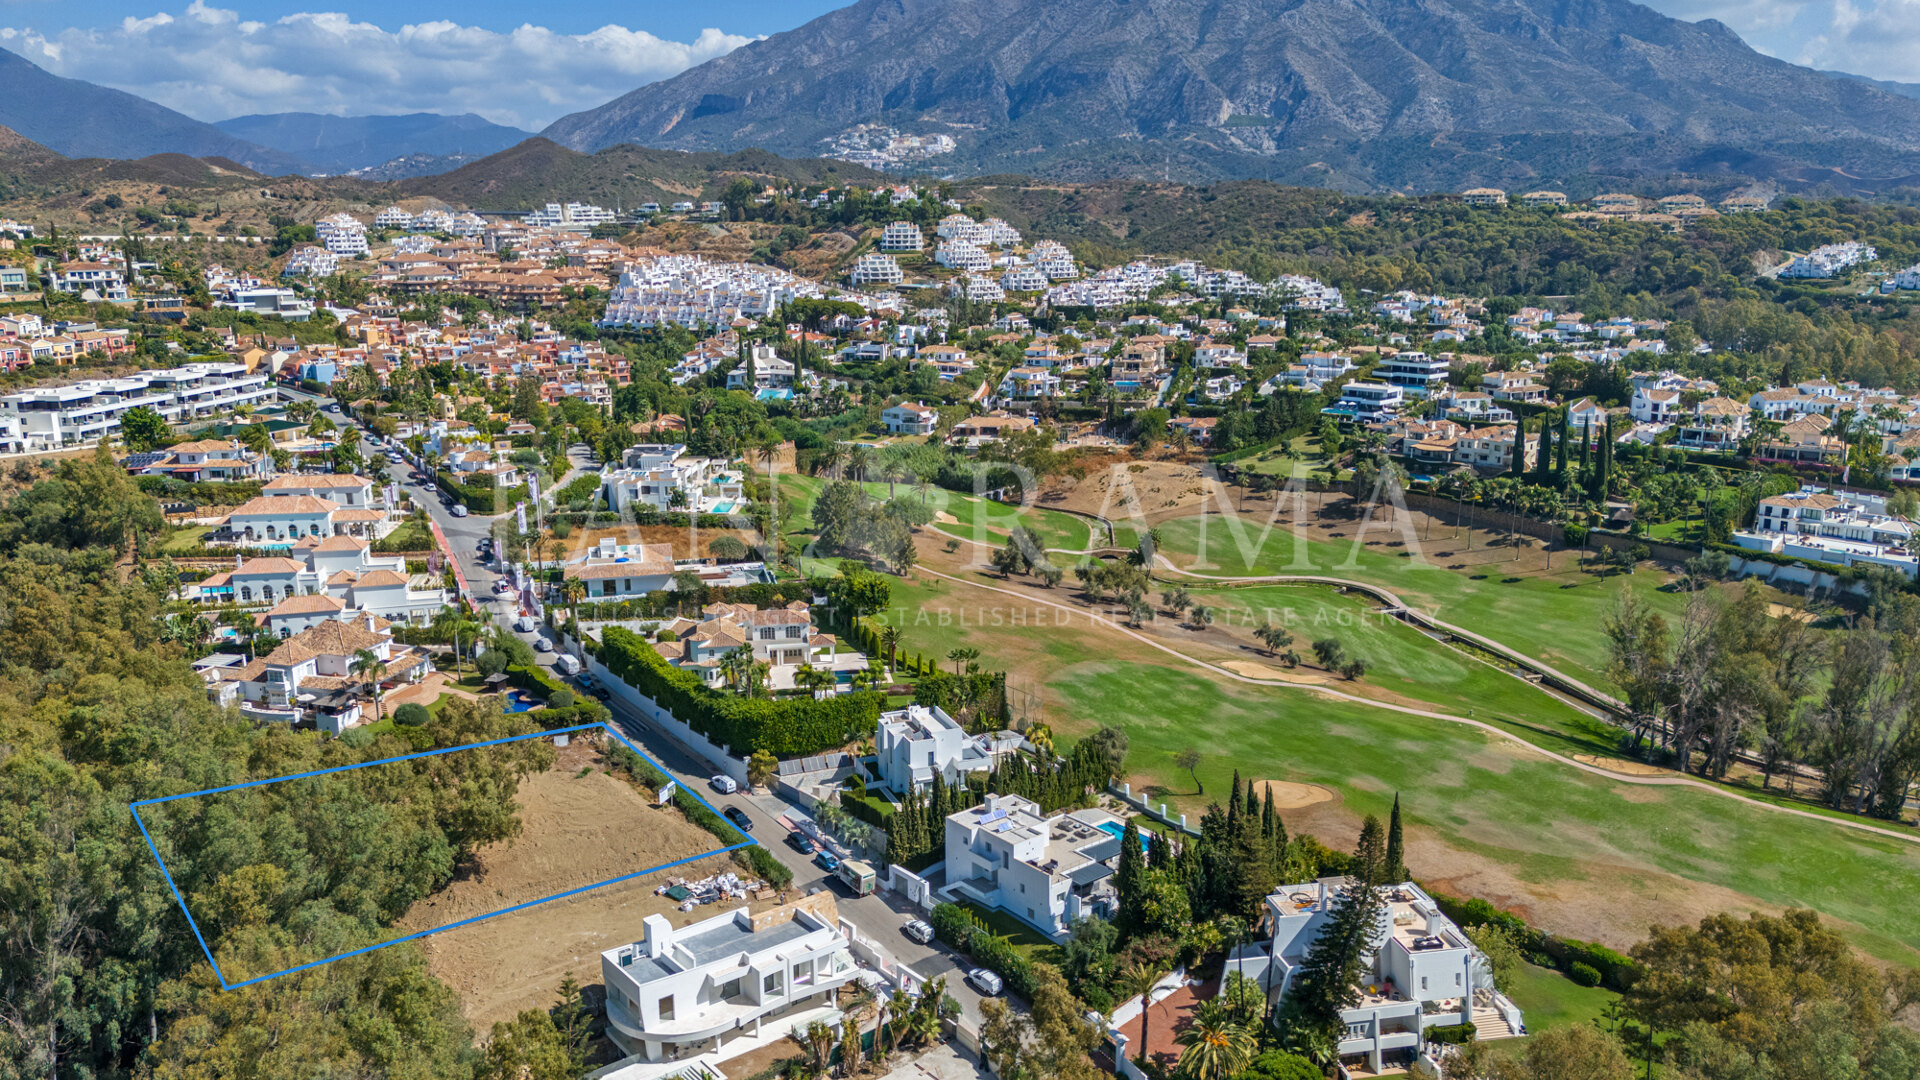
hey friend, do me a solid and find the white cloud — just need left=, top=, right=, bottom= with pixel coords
left=0, top=1, right=754, bottom=129
left=1794, top=0, right=1920, bottom=83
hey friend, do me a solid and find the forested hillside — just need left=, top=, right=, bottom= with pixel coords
left=0, top=450, right=556, bottom=1077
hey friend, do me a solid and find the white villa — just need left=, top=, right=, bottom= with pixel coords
left=875, top=704, right=1019, bottom=793
left=654, top=601, right=862, bottom=691
left=135, top=438, right=275, bottom=482
left=600, top=444, right=746, bottom=515
left=216, top=616, right=433, bottom=735
left=942, top=794, right=1129, bottom=940
left=882, top=401, right=939, bottom=434
left=1229, top=879, right=1523, bottom=1076
left=1734, top=486, right=1917, bottom=577
left=601, top=896, right=855, bottom=1065
left=565, top=541, right=678, bottom=599
left=188, top=535, right=450, bottom=628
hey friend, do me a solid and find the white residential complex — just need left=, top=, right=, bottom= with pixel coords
left=1046, top=259, right=1341, bottom=311
left=879, top=221, right=924, bottom=252
left=849, top=253, right=904, bottom=287
left=1734, top=485, right=1917, bottom=577
left=600, top=255, right=898, bottom=329
left=0, top=362, right=277, bottom=449
left=875, top=704, right=1019, bottom=793
left=524, top=202, right=618, bottom=230
left=1780, top=242, right=1876, bottom=279
left=1229, top=879, right=1523, bottom=1076
left=315, top=213, right=369, bottom=258
left=602, top=897, right=855, bottom=1064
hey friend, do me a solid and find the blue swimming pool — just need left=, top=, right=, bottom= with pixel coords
left=1097, top=820, right=1149, bottom=851
left=503, top=690, right=543, bottom=713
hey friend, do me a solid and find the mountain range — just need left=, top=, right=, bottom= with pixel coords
left=0, top=47, right=308, bottom=175
left=540, top=0, right=1920, bottom=193
left=212, top=113, right=532, bottom=175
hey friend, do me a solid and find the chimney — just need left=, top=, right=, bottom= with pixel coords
left=365, top=614, right=377, bottom=633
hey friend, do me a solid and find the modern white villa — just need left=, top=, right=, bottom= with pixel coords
left=942, top=794, right=1129, bottom=940
left=1734, top=485, right=1918, bottom=577
left=600, top=444, right=746, bottom=516
left=601, top=895, right=855, bottom=1065
left=874, top=704, right=1020, bottom=793
left=1227, top=879, right=1523, bottom=1076
left=187, top=535, right=450, bottom=629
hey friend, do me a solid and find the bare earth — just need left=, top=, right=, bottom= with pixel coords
left=399, top=736, right=747, bottom=1034
left=1573, top=753, right=1679, bottom=778
left=1250, top=779, right=1338, bottom=810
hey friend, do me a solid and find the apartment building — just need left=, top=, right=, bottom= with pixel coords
left=50, top=262, right=128, bottom=301
left=849, top=253, right=904, bottom=287
left=1453, top=424, right=1538, bottom=472
left=1376, top=351, right=1450, bottom=398
left=1735, top=486, right=1917, bottom=577
left=601, top=897, right=856, bottom=1063
left=0, top=362, right=277, bottom=449
left=943, top=794, right=1131, bottom=939
left=1672, top=396, right=1749, bottom=451
left=879, top=221, right=924, bottom=252
left=315, top=213, right=370, bottom=258
left=1230, top=879, right=1522, bottom=1076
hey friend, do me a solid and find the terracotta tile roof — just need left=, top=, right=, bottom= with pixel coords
left=265, top=474, right=370, bottom=490
left=654, top=640, right=686, bottom=660
left=313, top=535, right=369, bottom=552
left=333, top=509, right=386, bottom=522
left=327, top=570, right=359, bottom=585
left=352, top=570, right=408, bottom=588
left=234, top=557, right=307, bottom=575
left=229, top=495, right=341, bottom=516
left=269, top=594, right=344, bottom=615
left=262, top=619, right=388, bottom=665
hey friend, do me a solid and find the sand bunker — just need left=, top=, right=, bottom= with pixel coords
left=1573, top=753, right=1675, bottom=778
left=1222, top=659, right=1329, bottom=683
left=1250, top=779, right=1337, bottom=809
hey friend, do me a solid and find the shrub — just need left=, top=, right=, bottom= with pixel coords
left=1569, top=962, right=1602, bottom=988
left=657, top=629, right=678, bottom=642
left=549, top=688, right=575, bottom=709
left=1425, top=1022, right=1476, bottom=1045
left=551, top=519, right=572, bottom=539
left=393, top=702, right=430, bottom=727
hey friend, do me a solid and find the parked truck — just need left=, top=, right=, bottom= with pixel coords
left=836, top=859, right=876, bottom=897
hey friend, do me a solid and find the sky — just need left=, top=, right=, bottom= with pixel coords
left=1, top=0, right=1917, bottom=131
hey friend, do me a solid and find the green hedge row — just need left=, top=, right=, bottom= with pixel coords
left=929, top=902, right=1036, bottom=999
left=604, top=742, right=793, bottom=889
left=432, top=469, right=526, bottom=514
left=1429, top=889, right=1640, bottom=992
left=1705, top=540, right=1858, bottom=581
left=575, top=580, right=824, bottom=622
left=597, top=626, right=882, bottom=756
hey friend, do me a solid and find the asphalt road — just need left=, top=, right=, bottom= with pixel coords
left=349, top=407, right=998, bottom=1024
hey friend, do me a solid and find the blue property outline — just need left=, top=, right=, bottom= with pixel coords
left=130, top=721, right=756, bottom=991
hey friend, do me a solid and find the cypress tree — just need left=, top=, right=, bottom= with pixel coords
left=1116, top=819, right=1147, bottom=930
left=1354, top=814, right=1386, bottom=884
left=1243, top=778, right=1259, bottom=822
left=1385, top=794, right=1406, bottom=882
left=1555, top=408, right=1571, bottom=476
left=1227, top=770, right=1244, bottom=831
left=1260, top=789, right=1276, bottom=841
left=1532, top=412, right=1555, bottom=485
left=1510, top=412, right=1527, bottom=478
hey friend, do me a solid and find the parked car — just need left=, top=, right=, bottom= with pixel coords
left=710, top=775, right=738, bottom=795
left=576, top=672, right=598, bottom=690
left=967, top=969, right=1004, bottom=996
left=513, top=616, right=537, bottom=633
left=815, top=850, right=839, bottom=873
left=449, top=504, right=469, bottom=518
left=533, top=637, right=554, bottom=653
left=787, top=831, right=816, bottom=854
left=588, top=686, right=611, bottom=701
left=723, top=806, right=754, bottom=833
left=902, top=920, right=934, bottom=945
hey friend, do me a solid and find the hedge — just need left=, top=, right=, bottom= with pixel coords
left=929, top=902, right=1036, bottom=999
left=1568, top=962, right=1602, bottom=988
left=432, top=469, right=526, bottom=514
left=1429, top=889, right=1640, bottom=992
left=1706, top=540, right=1858, bottom=581
left=1425, top=1022, right=1476, bottom=1046
left=604, top=741, right=793, bottom=889
left=598, top=626, right=882, bottom=756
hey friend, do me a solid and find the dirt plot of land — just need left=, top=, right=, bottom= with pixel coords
left=1037, top=458, right=1221, bottom=522
left=561, top=524, right=762, bottom=562
left=400, top=736, right=748, bottom=1034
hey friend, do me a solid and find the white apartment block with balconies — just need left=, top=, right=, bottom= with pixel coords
left=879, top=221, right=924, bottom=252
left=0, top=362, right=277, bottom=449
left=315, top=213, right=369, bottom=258
left=1376, top=351, right=1450, bottom=398
left=601, top=899, right=855, bottom=1064
left=849, top=253, right=903, bottom=287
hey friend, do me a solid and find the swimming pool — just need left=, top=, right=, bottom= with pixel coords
left=709, top=501, right=736, bottom=514
left=503, top=690, right=543, bottom=713
left=1097, top=820, right=1149, bottom=851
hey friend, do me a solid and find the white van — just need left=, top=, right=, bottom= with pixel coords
left=554, top=654, right=582, bottom=676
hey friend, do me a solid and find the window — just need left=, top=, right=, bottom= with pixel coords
left=658, top=995, right=675, bottom=1021
left=793, top=960, right=814, bottom=986
left=1420, top=977, right=1428, bottom=992
left=721, top=977, right=742, bottom=1000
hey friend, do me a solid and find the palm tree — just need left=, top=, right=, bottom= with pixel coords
left=847, top=444, right=874, bottom=484
left=1175, top=1001, right=1258, bottom=1080
left=561, top=577, right=587, bottom=662
left=350, top=647, right=390, bottom=723
left=946, top=646, right=978, bottom=675
left=878, top=625, right=902, bottom=677
left=882, top=987, right=914, bottom=1061
left=1120, top=963, right=1168, bottom=1070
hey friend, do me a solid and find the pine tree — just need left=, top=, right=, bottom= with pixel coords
left=1354, top=814, right=1386, bottom=885
left=1384, top=794, right=1406, bottom=883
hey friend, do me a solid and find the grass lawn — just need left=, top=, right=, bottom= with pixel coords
left=157, top=524, right=212, bottom=553
left=1048, top=658, right=1920, bottom=963
left=1152, top=512, right=1697, bottom=692
left=374, top=519, right=435, bottom=552
left=774, top=473, right=1098, bottom=558
left=1233, top=435, right=1338, bottom=480
left=956, top=901, right=1066, bottom=968
left=1503, top=961, right=1619, bottom=1034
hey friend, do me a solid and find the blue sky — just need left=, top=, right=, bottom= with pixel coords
left=2, top=0, right=1916, bottom=130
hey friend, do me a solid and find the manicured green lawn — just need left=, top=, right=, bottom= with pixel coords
left=1048, top=659, right=1920, bottom=963
left=956, top=901, right=1066, bottom=967
left=1504, top=961, right=1619, bottom=1034
left=1153, top=513, right=1696, bottom=692
left=775, top=473, right=1097, bottom=556
left=157, top=525, right=213, bottom=553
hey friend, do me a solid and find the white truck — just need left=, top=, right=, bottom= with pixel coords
left=554, top=653, right=582, bottom=677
